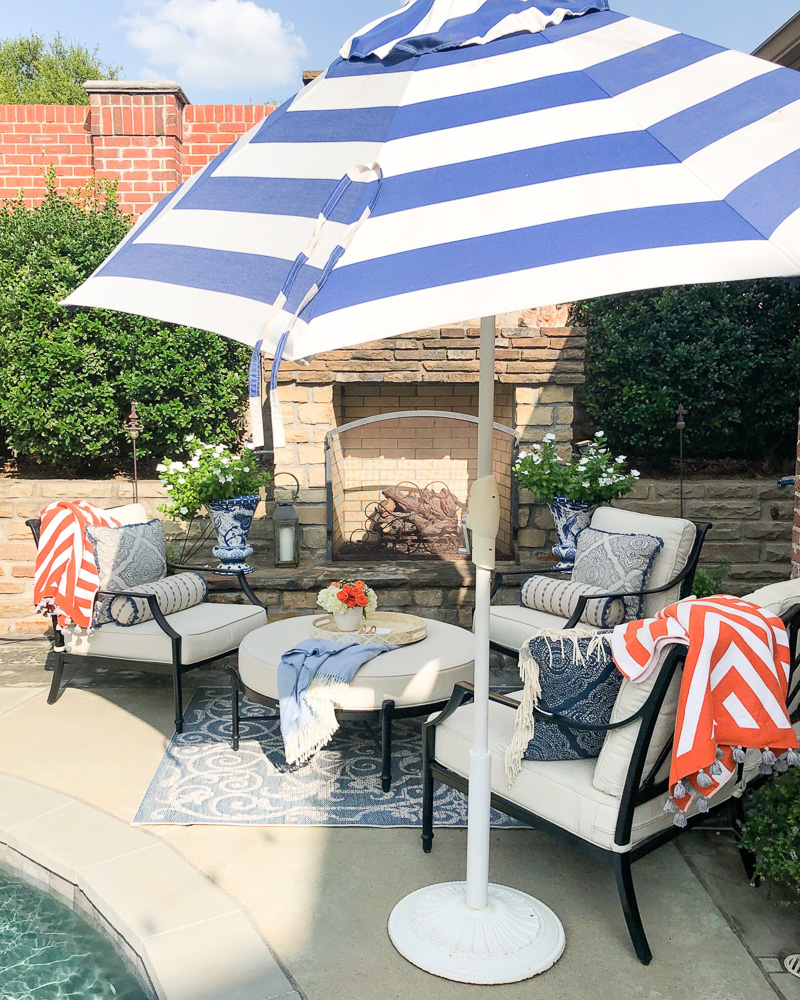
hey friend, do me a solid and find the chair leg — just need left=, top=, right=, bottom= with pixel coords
left=230, top=670, right=240, bottom=751
left=422, top=733, right=435, bottom=854
left=381, top=699, right=395, bottom=792
left=46, top=650, right=65, bottom=705
left=613, top=853, right=652, bottom=965
left=173, top=667, right=184, bottom=734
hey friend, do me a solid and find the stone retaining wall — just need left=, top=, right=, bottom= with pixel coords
left=1, top=475, right=791, bottom=633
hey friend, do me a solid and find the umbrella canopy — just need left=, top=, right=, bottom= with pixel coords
left=65, top=0, right=800, bottom=365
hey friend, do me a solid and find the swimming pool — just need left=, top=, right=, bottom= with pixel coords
left=0, top=862, right=149, bottom=999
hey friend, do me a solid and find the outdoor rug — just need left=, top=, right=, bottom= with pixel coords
left=133, top=687, right=524, bottom=827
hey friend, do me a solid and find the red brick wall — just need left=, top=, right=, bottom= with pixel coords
left=0, top=84, right=273, bottom=218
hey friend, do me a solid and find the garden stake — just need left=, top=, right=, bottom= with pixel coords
left=123, top=401, right=143, bottom=504
left=676, top=404, right=687, bottom=519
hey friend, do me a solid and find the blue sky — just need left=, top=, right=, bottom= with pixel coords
left=3, top=1, right=799, bottom=105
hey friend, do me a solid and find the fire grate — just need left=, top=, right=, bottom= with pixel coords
left=355, top=481, right=467, bottom=557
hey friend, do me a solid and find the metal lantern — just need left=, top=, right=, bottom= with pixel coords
left=123, top=401, right=144, bottom=503
left=272, top=472, right=301, bottom=567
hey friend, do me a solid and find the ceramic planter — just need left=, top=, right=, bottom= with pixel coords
left=207, top=495, right=260, bottom=575
left=548, top=496, right=599, bottom=572
left=333, top=606, right=365, bottom=632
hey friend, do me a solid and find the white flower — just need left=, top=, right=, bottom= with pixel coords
left=172, top=461, right=186, bottom=471
left=178, top=477, right=185, bottom=484
left=185, top=434, right=195, bottom=442
left=156, top=463, right=166, bottom=472
left=532, top=455, right=542, bottom=464
left=180, top=506, right=188, bottom=515
left=218, top=475, right=226, bottom=482
left=188, top=459, right=200, bottom=469
left=616, top=455, right=626, bottom=463
left=215, top=444, right=225, bottom=454
left=631, top=469, right=640, bottom=478
left=165, top=484, right=173, bottom=491
left=582, top=481, right=590, bottom=488
left=595, top=430, right=605, bottom=438
left=221, top=455, right=230, bottom=465
left=226, top=475, right=233, bottom=482
left=544, top=433, right=556, bottom=442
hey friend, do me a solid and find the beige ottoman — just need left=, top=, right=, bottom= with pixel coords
left=236, top=615, right=475, bottom=790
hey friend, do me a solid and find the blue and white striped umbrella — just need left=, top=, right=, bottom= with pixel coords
left=65, top=0, right=800, bottom=368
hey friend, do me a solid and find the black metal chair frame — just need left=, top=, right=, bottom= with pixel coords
left=232, top=678, right=448, bottom=790
left=422, top=603, right=800, bottom=965
left=26, top=517, right=265, bottom=742
left=489, top=520, right=712, bottom=657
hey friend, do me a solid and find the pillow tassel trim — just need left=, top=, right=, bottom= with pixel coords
left=503, top=626, right=610, bottom=786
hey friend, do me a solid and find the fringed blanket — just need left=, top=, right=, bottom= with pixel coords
left=278, top=639, right=394, bottom=765
left=33, top=501, right=120, bottom=632
left=611, top=596, right=799, bottom=826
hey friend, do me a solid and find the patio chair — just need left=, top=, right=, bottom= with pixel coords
left=26, top=503, right=266, bottom=740
left=420, top=586, right=800, bottom=965
left=490, top=509, right=711, bottom=657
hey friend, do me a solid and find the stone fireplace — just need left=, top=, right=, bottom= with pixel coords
left=266, top=309, right=582, bottom=569
left=326, top=410, right=518, bottom=562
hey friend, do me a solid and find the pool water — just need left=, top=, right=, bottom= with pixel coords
left=0, top=863, right=149, bottom=999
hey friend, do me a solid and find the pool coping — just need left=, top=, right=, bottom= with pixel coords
left=0, top=772, right=298, bottom=1000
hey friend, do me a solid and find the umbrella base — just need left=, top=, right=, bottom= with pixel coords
left=388, top=881, right=565, bottom=984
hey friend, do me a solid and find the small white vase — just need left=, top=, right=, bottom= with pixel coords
left=333, top=606, right=364, bottom=632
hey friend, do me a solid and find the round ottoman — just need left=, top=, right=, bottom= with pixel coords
left=236, top=615, right=475, bottom=790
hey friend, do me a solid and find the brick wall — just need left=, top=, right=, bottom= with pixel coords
left=0, top=82, right=272, bottom=217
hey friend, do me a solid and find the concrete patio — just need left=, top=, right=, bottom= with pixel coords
left=1, top=637, right=798, bottom=1000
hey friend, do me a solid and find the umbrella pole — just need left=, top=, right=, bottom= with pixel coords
left=464, top=314, right=497, bottom=911
left=387, top=318, right=566, bottom=983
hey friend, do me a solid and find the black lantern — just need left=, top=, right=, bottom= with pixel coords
left=272, top=472, right=301, bottom=567
left=123, top=401, right=144, bottom=503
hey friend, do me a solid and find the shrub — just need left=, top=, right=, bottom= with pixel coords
left=0, top=172, right=250, bottom=475
left=741, top=765, right=800, bottom=903
left=691, top=557, right=731, bottom=599
left=572, top=282, right=800, bottom=469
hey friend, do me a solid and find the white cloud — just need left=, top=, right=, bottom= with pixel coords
left=123, top=0, right=307, bottom=93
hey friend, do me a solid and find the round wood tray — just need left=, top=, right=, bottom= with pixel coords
left=311, top=611, right=428, bottom=646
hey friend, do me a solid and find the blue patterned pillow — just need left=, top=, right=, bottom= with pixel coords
left=522, top=632, right=623, bottom=761
left=571, top=527, right=663, bottom=620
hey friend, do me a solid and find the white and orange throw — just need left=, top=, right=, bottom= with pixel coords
left=611, top=596, right=799, bottom=825
left=33, top=501, right=120, bottom=632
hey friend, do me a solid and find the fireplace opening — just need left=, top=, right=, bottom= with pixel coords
left=326, top=410, right=518, bottom=562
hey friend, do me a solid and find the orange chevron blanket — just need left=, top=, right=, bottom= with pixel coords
left=33, top=501, right=120, bottom=632
left=611, top=596, right=798, bottom=825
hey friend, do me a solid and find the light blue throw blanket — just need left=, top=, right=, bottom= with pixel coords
left=278, top=638, right=394, bottom=765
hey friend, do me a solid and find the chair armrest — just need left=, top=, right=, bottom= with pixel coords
left=491, top=566, right=569, bottom=600
left=95, top=590, right=181, bottom=640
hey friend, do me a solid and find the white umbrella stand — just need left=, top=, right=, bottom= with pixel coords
left=387, top=316, right=566, bottom=983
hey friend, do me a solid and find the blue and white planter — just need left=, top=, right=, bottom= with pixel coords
left=207, top=495, right=260, bottom=575
left=548, top=496, right=599, bottom=572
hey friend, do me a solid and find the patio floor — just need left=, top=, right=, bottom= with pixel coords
left=1, top=638, right=798, bottom=1000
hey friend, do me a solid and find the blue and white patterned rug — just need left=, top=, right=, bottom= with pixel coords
left=133, top=687, right=523, bottom=828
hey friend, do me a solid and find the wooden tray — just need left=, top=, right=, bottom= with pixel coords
left=311, top=611, right=428, bottom=646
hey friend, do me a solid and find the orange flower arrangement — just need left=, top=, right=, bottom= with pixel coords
left=317, top=579, right=377, bottom=617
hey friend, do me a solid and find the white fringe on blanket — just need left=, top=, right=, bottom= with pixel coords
left=283, top=675, right=350, bottom=767
left=503, top=626, right=611, bottom=787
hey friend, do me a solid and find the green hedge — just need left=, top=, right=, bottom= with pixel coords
left=0, top=173, right=250, bottom=475
left=572, top=281, right=800, bottom=468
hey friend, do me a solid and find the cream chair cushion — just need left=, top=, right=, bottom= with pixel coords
left=592, top=649, right=681, bottom=796
left=590, top=508, right=696, bottom=618
left=105, top=503, right=149, bottom=525
left=744, top=579, right=800, bottom=618
left=67, top=603, right=266, bottom=665
left=489, top=604, right=599, bottom=653
left=433, top=691, right=757, bottom=852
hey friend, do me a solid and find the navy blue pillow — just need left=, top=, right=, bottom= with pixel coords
left=522, top=631, right=622, bottom=761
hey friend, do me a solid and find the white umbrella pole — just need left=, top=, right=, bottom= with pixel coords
left=387, top=318, right=565, bottom=983
left=464, top=314, right=497, bottom=911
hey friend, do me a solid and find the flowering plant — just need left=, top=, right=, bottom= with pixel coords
left=513, top=431, right=640, bottom=504
left=157, top=438, right=270, bottom=520
left=317, top=580, right=378, bottom=619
